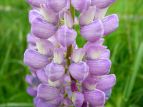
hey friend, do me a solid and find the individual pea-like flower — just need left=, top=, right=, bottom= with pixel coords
left=103, top=14, right=119, bottom=36
left=31, top=18, right=57, bottom=39
left=83, top=74, right=116, bottom=91
left=84, top=89, right=105, bottom=106
left=55, top=25, right=77, bottom=47
left=45, top=62, right=65, bottom=82
left=24, top=49, right=50, bottom=69
left=69, top=62, right=89, bottom=81
left=24, top=0, right=119, bottom=106
left=80, top=19, right=104, bottom=42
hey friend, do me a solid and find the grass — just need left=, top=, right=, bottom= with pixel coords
left=0, top=0, right=143, bottom=107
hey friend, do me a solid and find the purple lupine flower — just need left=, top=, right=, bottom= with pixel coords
left=31, top=18, right=57, bottom=39
left=87, top=59, right=111, bottom=75
left=69, top=62, right=89, bottom=81
left=84, top=89, right=105, bottom=106
left=103, top=14, right=119, bottom=35
left=24, top=0, right=119, bottom=106
left=45, top=62, right=65, bottom=82
left=24, top=49, right=50, bottom=69
left=37, top=84, right=60, bottom=101
left=55, top=25, right=77, bottom=47
left=83, top=74, right=116, bottom=91
left=36, top=39, right=54, bottom=56
left=80, top=19, right=104, bottom=42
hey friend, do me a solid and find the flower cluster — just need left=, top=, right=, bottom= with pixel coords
left=24, top=0, right=119, bottom=107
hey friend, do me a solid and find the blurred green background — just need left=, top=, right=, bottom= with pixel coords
left=0, top=0, right=143, bottom=107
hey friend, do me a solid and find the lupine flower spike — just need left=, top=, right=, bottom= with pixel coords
left=24, top=0, right=119, bottom=106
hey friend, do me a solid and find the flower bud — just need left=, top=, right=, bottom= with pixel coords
left=69, top=62, right=89, bottom=81
left=45, top=62, right=65, bottom=82
left=31, top=18, right=57, bottom=39
left=91, top=0, right=116, bottom=8
left=24, top=49, right=50, bottom=69
left=84, top=89, right=105, bottom=106
left=80, top=19, right=104, bottom=42
left=86, top=59, right=111, bottom=75
left=56, top=26, right=77, bottom=47
left=72, top=92, right=84, bottom=107
left=103, top=14, right=119, bottom=35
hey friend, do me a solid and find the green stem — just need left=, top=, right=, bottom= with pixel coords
left=66, top=45, right=73, bottom=66
left=70, top=3, right=75, bottom=21
left=65, top=2, right=75, bottom=67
